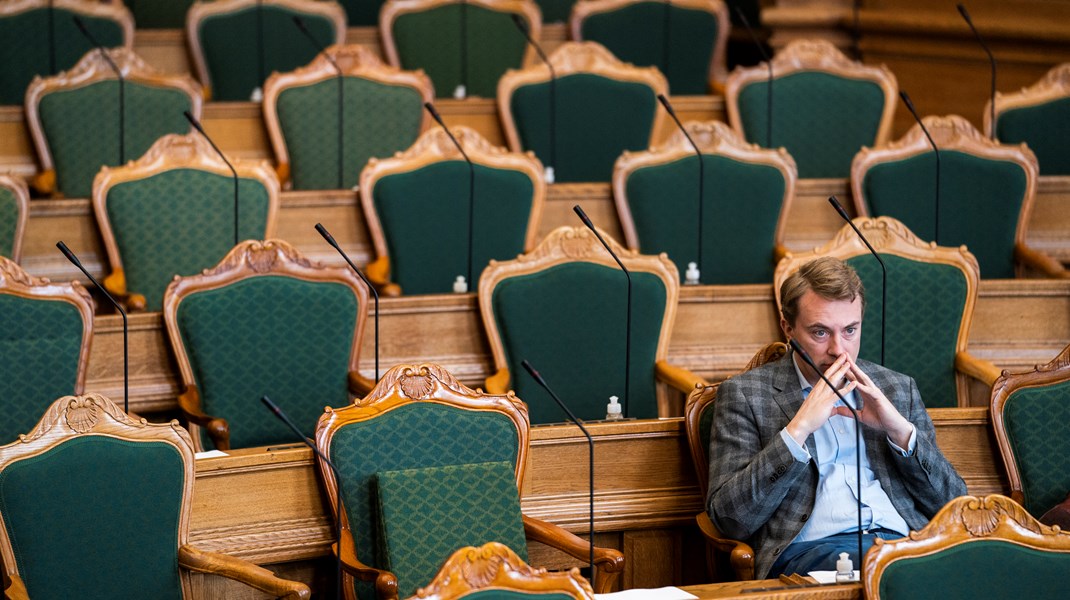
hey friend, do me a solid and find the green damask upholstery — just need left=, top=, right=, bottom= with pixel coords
left=846, top=254, right=965, bottom=408
left=510, top=74, right=657, bottom=182
left=858, top=151, right=1026, bottom=279
left=103, top=169, right=272, bottom=311
left=0, top=436, right=184, bottom=599
left=390, top=4, right=530, bottom=98
left=374, top=461, right=528, bottom=598
left=38, top=81, right=193, bottom=198
left=1001, top=381, right=1070, bottom=517
left=0, top=186, right=19, bottom=258
left=275, top=77, right=425, bottom=190
left=995, top=98, right=1070, bottom=175
left=341, top=0, right=388, bottom=26
left=623, top=154, right=785, bottom=283
left=737, top=72, right=886, bottom=178
left=129, top=0, right=196, bottom=29
left=490, top=263, right=666, bottom=423
left=0, top=8, right=124, bottom=105
left=372, top=162, right=534, bottom=294
left=463, top=592, right=575, bottom=600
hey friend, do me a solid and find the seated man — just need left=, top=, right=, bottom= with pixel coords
left=706, top=256, right=966, bottom=579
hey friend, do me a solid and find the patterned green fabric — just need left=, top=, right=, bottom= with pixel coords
left=339, top=0, right=388, bottom=26
left=391, top=4, right=529, bottom=98
left=1002, top=381, right=1070, bottom=517
left=0, top=436, right=184, bottom=600
left=510, top=73, right=657, bottom=182
left=0, top=186, right=19, bottom=258
left=465, top=592, right=575, bottom=600
left=176, top=276, right=359, bottom=449
left=196, top=5, right=336, bottom=101
left=996, top=97, right=1070, bottom=175
left=327, top=402, right=520, bottom=600
left=536, top=0, right=575, bottom=23
left=491, top=262, right=667, bottom=423
left=105, top=168, right=271, bottom=311
left=859, top=150, right=1027, bottom=279
left=846, top=254, right=965, bottom=408
left=373, top=162, right=534, bottom=294
left=736, top=72, right=886, bottom=178
left=0, top=8, right=124, bottom=105
left=275, top=76, right=425, bottom=190
left=878, top=540, right=1070, bottom=599
left=579, top=2, right=719, bottom=95
left=128, top=0, right=196, bottom=29
left=0, top=294, right=86, bottom=443
left=374, top=461, right=528, bottom=598
left=624, top=154, right=785, bottom=283
left=38, top=81, right=192, bottom=198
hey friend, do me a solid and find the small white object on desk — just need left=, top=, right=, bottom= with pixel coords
left=195, top=450, right=228, bottom=459
left=250, top=87, right=263, bottom=102
left=544, top=165, right=555, bottom=184
left=453, top=84, right=467, bottom=99
left=684, top=262, right=700, bottom=285
left=808, top=569, right=859, bottom=584
left=594, top=587, right=698, bottom=600
left=453, top=275, right=468, bottom=293
left=605, top=395, right=623, bottom=421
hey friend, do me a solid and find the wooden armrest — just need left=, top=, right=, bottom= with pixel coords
left=275, top=161, right=291, bottom=188
left=364, top=257, right=403, bottom=297
left=695, top=512, right=755, bottom=581
left=522, top=515, right=624, bottom=593
left=336, top=528, right=399, bottom=599
left=102, top=268, right=147, bottom=312
left=4, top=574, right=28, bottom=600
left=773, top=243, right=790, bottom=263
left=348, top=370, right=375, bottom=396
left=177, top=386, right=231, bottom=450
left=1015, top=243, right=1070, bottom=279
left=178, top=545, right=309, bottom=599
left=484, top=368, right=511, bottom=395
left=955, top=351, right=1002, bottom=387
left=31, top=169, right=55, bottom=196
left=655, top=361, right=708, bottom=394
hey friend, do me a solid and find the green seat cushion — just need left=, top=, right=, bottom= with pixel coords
left=859, top=150, right=1026, bottom=279
left=276, top=76, right=425, bottom=190
left=510, top=73, right=657, bottom=182
left=0, top=436, right=184, bottom=600
left=996, top=97, right=1070, bottom=175
left=176, top=276, right=359, bottom=449
left=491, top=262, right=667, bottom=423
left=1002, top=380, right=1070, bottom=517
left=128, top=0, right=196, bottom=29
left=0, top=186, right=19, bottom=258
left=372, top=162, right=534, bottom=294
left=374, top=461, right=528, bottom=598
left=624, top=154, right=785, bottom=283
left=463, top=592, right=576, bottom=600
left=105, top=168, right=271, bottom=311
left=536, top=0, right=575, bottom=24
left=736, top=72, right=886, bottom=178
left=340, top=0, right=389, bottom=26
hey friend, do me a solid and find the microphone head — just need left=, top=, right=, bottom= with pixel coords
left=71, top=15, right=88, bottom=34
left=828, top=196, right=851, bottom=222
left=260, top=394, right=280, bottom=413
left=292, top=15, right=307, bottom=30
left=182, top=110, right=206, bottom=134
left=898, top=91, right=921, bottom=118
left=520, top=359, right=543, bottom=383
left=572, top=205, right=594, bottom=229
left=510, top=13, right=527, bottom=34
left=423, top=102, right=444, bottom=125
left=314, top=222, right=338, bottom=247
left=56, top=240, right=79, bottom=264
left=787, top=338, right=813, bottom=365
left=956, top=3, right=973, bottom=23
left=656, top=94, right=677, bottom=116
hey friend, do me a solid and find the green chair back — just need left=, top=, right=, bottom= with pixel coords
left=129, top=0, right=196, bottom=29
left=1000, top=379, right=1070, bottom=517
left=0, top=177, right=27, bottom=260
left=995, top=97, right=1070, bottom=175
left=340, top=0, right=388, bottom=26
left=537, top=0, right=575, bottom=23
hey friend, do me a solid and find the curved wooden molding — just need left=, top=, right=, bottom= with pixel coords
left=986, top=63, right=1070, bottom=138
left=412, top=542, right=595, bottom=599
left=0, top=176, right=29, bottom=263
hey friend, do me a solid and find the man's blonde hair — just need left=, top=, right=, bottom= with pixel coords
left=780, top=257, right=866, bottom=326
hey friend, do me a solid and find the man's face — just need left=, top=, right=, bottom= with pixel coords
left=781, top=289, right=863, bottom=385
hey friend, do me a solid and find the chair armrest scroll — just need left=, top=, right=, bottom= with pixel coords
left=4, top=574, right=28, bottom=600
left=1015, top=242, right=1070, bottom=279
left=484, top=368, right=511, bottom=395
left=773, top=243, right=790, bottom=263
left=955, top=351, right=1002, bottom=387
left=522, top=514, right=624, bottom=593
left=103, top=268, right=147, bottom=312
left=655, top=361, right=708, bottom=393
left=177, top=545, right=310, bottom=599
left=349, top=370, right=375, bottom=396
left=177, top=385, right=231, bottom=450
left=695, top=512, right=755, bottom=581
left=365, top=256, right=402, bottom=297
left=336, top=528, right=399, bottom=600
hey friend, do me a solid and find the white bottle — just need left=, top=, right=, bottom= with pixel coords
left=453, top=84, right=467, bottom=99
left=452, top=275, right=468, bottom=293
left=544, top=165, right=555, bottom=184
left=684, top=262, right=701, bottom=285
left=605, top=395, right=623, bottom=421
left=835, top=552, right=854, bottom=582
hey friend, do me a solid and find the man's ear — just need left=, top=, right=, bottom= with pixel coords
left=780, top=317, right=793, bottom=342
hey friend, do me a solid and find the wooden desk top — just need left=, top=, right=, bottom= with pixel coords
left=682, top=579, right=861, bottom=599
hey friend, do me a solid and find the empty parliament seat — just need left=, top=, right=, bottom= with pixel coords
left=986, top=63, right=1070, bottom=175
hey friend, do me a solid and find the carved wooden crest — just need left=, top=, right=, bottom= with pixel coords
left=987, top=63, right=1070, bottom=136
left=0, top=255, right=45, bottom=288
left=412, top=542, right=595, bottom=599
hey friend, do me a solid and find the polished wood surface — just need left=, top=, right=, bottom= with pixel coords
left=683, top=579, right=861, bottom=599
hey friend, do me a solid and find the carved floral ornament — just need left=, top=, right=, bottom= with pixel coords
left=362, top=364, right=473, bottom=403
left=64, top=396, right=103, bottom=433
left=202, top=240, right=314, bottom=277
left=959, top=495, right=1042, bottom=537
left=0, top=257, right=45, bottom=287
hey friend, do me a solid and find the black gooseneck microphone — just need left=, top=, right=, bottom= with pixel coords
left=828, top=196, right=885, bottom=366
left=293, top=16, right=345, bottom=190
left=58, top=241, right=128, bottom=414
left=73, top=16, right=125, bottom=166
left=788, top=338, right=863, bottom=577
left=657, top=94, right=704, bottom=281
left=316, top=222, right=379, bottom=382
left=520, top=360, right=595, bottom=587
left=510, top=14, right=556, bottom=183
left=424, top=102, right=476, bottom=291
left=957, top=4, right=997, bottom=141
left=574, top=205, right=631, bottom=417
left=184, top=111, right=240, bottom=247
left=733, top=6, right=773, bottom=149
left=898, top=92, right=940, bottom=245
left=261, top=395, right=344, bottom=600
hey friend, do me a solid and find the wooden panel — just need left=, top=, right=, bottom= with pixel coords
left=683, top=579, right=861, bottom=599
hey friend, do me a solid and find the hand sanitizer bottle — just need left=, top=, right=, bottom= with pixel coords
left=835, top=552, right=854, bottom=582
left=452, top=275, right=468, bottom=293
left=684, top=262, right=701, bottom=285
left=605, top=395, right=623, bottom=421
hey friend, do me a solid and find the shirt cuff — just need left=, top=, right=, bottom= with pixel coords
left=886, top=424, right=917, bottom=457
left=779, top=427, right=811, bottom=462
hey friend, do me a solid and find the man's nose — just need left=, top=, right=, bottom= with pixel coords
left=828, top=334, right=843, bottom=355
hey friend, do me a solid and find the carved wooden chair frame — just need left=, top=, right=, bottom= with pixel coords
left=359, top=125, right=547, bottom=295
left=23, top=47, right=203, bottom=197
left=497, top=41, right=670, bottom=155
left=262, top=44, right=435, bottom=188
left=862, top=494, right=1070, bottom=600
left=0, top=393, right=310, bottom=600
left=91, top=133, right=281, bottom=311
left=315, top=363, right=624, bottom=600
left=185, top=0, right=347, bottom=100
left=162, top=239, right=371, bottom=451
left=612, top=119, right=797, bottom=259
left=984, top=63, right=1070, bottom=138
left=0, top=176, right=29, bottom=263
left=569, top=0, right=731, bottom=92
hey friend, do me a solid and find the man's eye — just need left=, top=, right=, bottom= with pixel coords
left=812, top=330, right=828, bottom=338
left=845, top=327, right=858, bottom=335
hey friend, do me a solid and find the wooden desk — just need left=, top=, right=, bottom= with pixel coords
left=682, top=580, right=861, bottom=600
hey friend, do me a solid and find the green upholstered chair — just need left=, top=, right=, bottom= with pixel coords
left=92, top=133, right=280, bottom=312
left=498, top=41, right=668, bottom=183
left=0, top=393, right=311, bottom=600
left=0, top=176, right=29, bottom=262
left=405, top=542, right=595, bottom=600
left=127, top=0, right=197, bottom=29
left=0, top=0, right=132, bottom=106
left=612, top=120, right=795, bottom=284
left=163, top=239, right=372, bottom=451
left=360, top=125, right=545, bottom=296
left=863, top=494, right=1070, bottom=600
left=24, top=48, right=203, bottom=198
left=380, top=0, right=540, bottom=99
left=991, top=344, right=1070, bottom=520
left=986, top=63, right=1070, bottom=176
left=314, top=363, right=624, bottom=600
left=478, top=225, right=706, bottom=424
left=0, top=256, right=94, bottom=444
left=725, top=38, right=897, bottom=179
left=570, top=0, right=730, bottom=95
left=186, top=0, right=346, bottom=101
left=851, top=114, right=1068, bottom=280
left=263, top=44, right=434, bottom=190
left=773, top=216, right=1002, bottom=408
left=340, top=0, right=389, bottom=26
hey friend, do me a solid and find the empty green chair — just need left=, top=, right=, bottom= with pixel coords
left=986, top=63, right=1070, bottom=175
left=0, top=176, right=28, bottom=262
